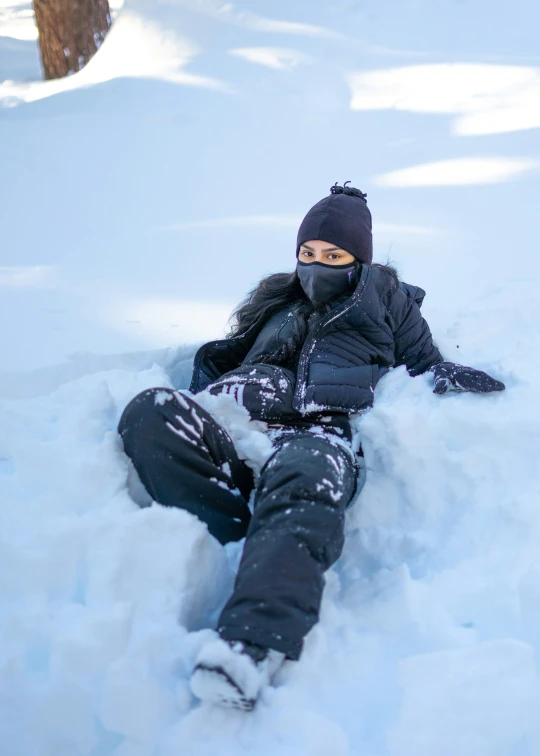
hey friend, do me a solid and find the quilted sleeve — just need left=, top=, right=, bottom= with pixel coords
left=387, top=284, right=443, bottom=376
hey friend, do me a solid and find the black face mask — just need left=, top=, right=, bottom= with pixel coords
left=296, top=260, right=358, bottom=305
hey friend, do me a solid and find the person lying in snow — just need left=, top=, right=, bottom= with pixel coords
left=118, top=183, right=505, bottom=711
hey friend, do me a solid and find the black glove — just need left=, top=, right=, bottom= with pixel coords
left=430, top=361, right=505, bottom=395
left=205, top=364, right=297, bottom=420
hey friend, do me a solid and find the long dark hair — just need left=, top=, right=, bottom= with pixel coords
left=228, top=263, right=399, bottom=370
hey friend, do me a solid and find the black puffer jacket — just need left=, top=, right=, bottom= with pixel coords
left=189, top=266, right=443, bottom=414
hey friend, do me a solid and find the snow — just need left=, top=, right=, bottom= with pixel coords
left=0, top=1, right=125, bottom=41
left=190, top=637, right=285, bottom=709
left=194, top=390, right=274, bottom=476
left=2, top=0, right=540, bottom=753
left=3, top=283, right=540, bottom=754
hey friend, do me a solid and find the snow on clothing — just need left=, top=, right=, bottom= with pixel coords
left=190, top=636, right=285, bottom=711
left=119, top=265, right=443, bottom=661
left=189, top=264, right=444, bottom=416
left=118, top=387, right=358, bottom=660
left=204, top=361, right=354, bottom=440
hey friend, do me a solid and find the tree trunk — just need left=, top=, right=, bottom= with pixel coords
left=33, top=0, right=112, bottom=80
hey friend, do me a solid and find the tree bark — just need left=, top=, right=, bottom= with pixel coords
left=33, top=0, right=112, bottom=80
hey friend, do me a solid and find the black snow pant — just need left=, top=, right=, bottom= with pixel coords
left=118, top=387, right=359, bottom=660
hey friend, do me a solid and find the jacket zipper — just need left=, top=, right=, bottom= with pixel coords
left=293, top=265, right=371, bottom=412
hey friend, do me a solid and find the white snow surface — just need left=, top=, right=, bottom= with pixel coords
left=2, top=284, right=540, bottom=755
left=2, top=1, right=540, bottom=754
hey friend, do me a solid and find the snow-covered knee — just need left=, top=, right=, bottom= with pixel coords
left=258, top=437, right=356, bottom=510
left=118, top=387, right=176, bottom=439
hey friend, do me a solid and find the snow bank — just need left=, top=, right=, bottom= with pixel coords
left=0, top=344, right=198, bottom=400
left=2, top=279, right=540, bottom=755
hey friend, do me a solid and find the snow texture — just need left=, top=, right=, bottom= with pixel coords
left=2, top=298, right=540, bottom=754
left=190, top=638, right=285, bottom=710
left=2, top=0, right=540, bottom=754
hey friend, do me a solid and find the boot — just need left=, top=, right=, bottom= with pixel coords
left=190, top=637, right=285, bottom=711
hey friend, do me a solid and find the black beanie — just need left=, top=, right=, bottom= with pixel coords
left=296, top=183, right=373, bottom=265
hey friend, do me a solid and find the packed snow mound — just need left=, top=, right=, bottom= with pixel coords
left=2, top=282, right=540, bottom=755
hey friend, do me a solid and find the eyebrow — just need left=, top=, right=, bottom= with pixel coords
left=300, top=244, right=342, bottom=253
